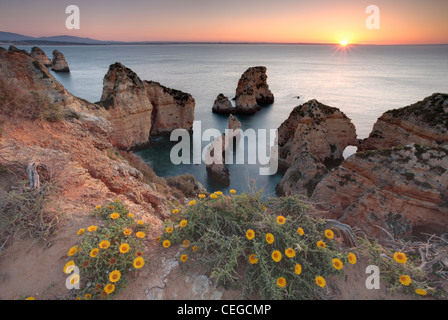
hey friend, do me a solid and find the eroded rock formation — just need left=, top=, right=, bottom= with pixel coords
left=30, top=47, right=52, bottom=67
left=51, top=50, right=70, bottom=72
left=276, top=99, right=357, bottom=196
left=212, top=93, right=235, bottom=114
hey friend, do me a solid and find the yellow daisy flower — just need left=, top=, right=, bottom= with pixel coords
left=325, top=229, right=334, bottom=240
left=285, top=248, right=296, bottom=258
left=297, top=227, right=304, bottom=236
left=123, top=228, right=132, bottom=236
left=276, top=215, right=286, bottom=225
left=99, top=240, right=111, bottom=249
left=104, top=283, right=115, bottom=295
left=134, top=257, right=145, bottom=269
left=210, top=193, right=218, bottom=199
left=193, top=245, right=198, bottom=252
left=136, top=232, right=145, bottom=239
left=272, top=250, right=282, bottom=262
left=137, top=220, right=144, bottom=226
left=95, top=206, right=101, bottom=210
left=348, top=253, right=357, bottom=265
left=230, top=189, right=236, bottom=194
left=266, top=233, right=274, bottom=244
left=317, top=241, right=326, bottom=249
left=249, top=254, right=258, bottom=265
left=188, top=200, right=196, bottom=206
left=128, top=213, right=134, bottom=218
left=399, top=275, right=412, bottom=286
left=277, top=277, right=286, bottom=288
left=77, top=228, right=85, bottom=235
left=90, top=248, right=99, bottom=258
left=180, top=254, right=188, bottom=262
left=415, top=289, right=428, bottom=296
left=166, top=227, right=173, bottom=233
left=109, top=270, right=121, bottom=283
left=246, top=229, right=255, bottom=240
left=84, top=294, right=92, bottom=300
left=119, top=243, right=130, bottom=254
left=180, top=220, right=187, bottom=228
left=198, top=194, right=206, bottom=198
left=295, top=264, right=302, bottom=275
left=110, top=212, right=120, bottom=219
left=163, top=240, right=171, bottom=248
left=332, top=258, right=343, bottom=270
left=63, top=260, right=75, bottom=274
left=67, top=246, right=78, bottom=257
left=315, top=276, right=326, bottom=288
left=172, top=209, right=179, bottom=214
left=215, top=191, right=223, bottom=196
left=183, top=240, right=190, bottom=248
left=87, top=225, right=97, bottom=232
left=394, top=252, right=408, bottom=264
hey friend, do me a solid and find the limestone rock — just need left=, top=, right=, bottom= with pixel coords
left=30, top=47, right=52, bottom=67
left=276, top=99, right=357, bottom=196
left=144, top=80, right=195, bottom=135
left=359, top=93, right=448, bottom=151
left=234, top=66, right=274, bottom=113
left=100, top=62, right=154, bottom=149
left=51, top=50, right=70, bottom=72
left=311, top=144, right=448, bottom=239
left=212, top=93, right=236, bottom=114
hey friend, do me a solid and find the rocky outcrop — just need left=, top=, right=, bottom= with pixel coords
left=212, top=93, right=235, bottom=114
left=276, top=99, right=357, bottom=196
left=359, top=93, right=448, bottom=151
left=205, top=115, right=242, bottom=185
left=144, top=80, right=195, bottom=135
left=233, top=66, right=274, bottom=114
left=99, top=62, right=154, bottom=149
left=311, top=144, right=448, bottom=239
left=51, top=50, right=70, bottom=72
left=30, top=47, right=52, bottom=67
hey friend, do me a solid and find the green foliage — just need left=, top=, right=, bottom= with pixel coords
left=63, top=201, right=150, bottom=300
left=160, top=192, right=346, bottom=300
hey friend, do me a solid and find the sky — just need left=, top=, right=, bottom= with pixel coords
left=1, top=0, right=447, bottom=44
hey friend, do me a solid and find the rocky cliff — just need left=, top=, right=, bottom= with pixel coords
left=234, top=66, right=274, bottom=114
left=30, top=47, right=52, bottom=67
left=51, top=49, right=70, bottom=72
left=276, top=99, right=357, bottom=196
left=144, top=80, right=195, bottom=135
left=359, top=93, right=448, bottom=151
left=311, top=144, right=448, bottom=239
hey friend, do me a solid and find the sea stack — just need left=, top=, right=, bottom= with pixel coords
left=234, top=66, right=274, bottom=113
left=30, top=47, right=52, bottom=67
left=212, top=93, right=236, bottom=114
left=51, top=50, right=70, bottom=72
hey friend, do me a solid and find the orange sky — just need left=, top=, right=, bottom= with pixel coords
left=1, top=0, right=447, bottom=44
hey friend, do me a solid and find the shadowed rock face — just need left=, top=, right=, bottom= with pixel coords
left=311, top=144, right=448, bottom=239
left=212, top=93, right=235, bottom=114
left=359, top=93, right=448, bottom=151
left=51, top=50, right=70, bottom=72
left=234, top=66, right=274, bottom=114
left=30, top=47, right=52, bottom=67
left=276, top=99, right=357, bottom=197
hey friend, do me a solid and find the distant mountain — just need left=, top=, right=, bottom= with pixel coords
left=0, top=31, right=117, bottom=45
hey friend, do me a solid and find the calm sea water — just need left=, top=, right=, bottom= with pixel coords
left=7, top=44, right=448, bottom=195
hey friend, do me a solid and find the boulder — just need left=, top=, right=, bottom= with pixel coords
left=51, top=50, right=70, bottom=72
left=30, top=47, right=52, bottom=67
left=212, top=93, right=235, bottom=114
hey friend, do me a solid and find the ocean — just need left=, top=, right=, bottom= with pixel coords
left=6, top=44, right=448, bottom=195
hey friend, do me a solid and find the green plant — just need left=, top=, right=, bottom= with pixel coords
left=159, top=191, right=348, bottom=300
left=62, top=200, right=150, bottom=300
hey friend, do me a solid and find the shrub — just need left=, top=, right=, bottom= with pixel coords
left=159, top=191, right=347, bottom=300
left=62, top=200, right=150, bottom=300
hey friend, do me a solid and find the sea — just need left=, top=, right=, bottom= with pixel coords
left=5, top=44, right=448, bottom=196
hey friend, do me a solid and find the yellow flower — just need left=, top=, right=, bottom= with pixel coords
left=285, top=248, right=296, bottom=258
left=119, top=243, right=130, bottom=254
left=272, top=250, right=282, bottom=262
left=188, top=200, right=196, bottom=206
left=230, top=189, right=236, bottom=194
left=25, top=297, right=35, bottom=300
left=198, top=194, right=206, bottom=198
left=315, top=276, right=326, bottom=288
left=104, top=283, right=115, bottom=295
left=95, top=206, right=101, bottom=210
left=77, top=228, right=85, bottom=235
left=210, top=193, right=218, bottom=199
left=297, top=227, right=304, bottom=236
left=276, top=215, right=286, bottom=225
left=332, top=258, right=343, bottom=270
left=295, top=264, right=302, bottom=275
left=114, top=199, right=120, bottom=203
left=317, top=241, right=326, bottom=249
left=266, top=233, right=274, bottom=244
left=136, top=232, right=145, bottom=239
left=325, top=229, right=334, bottom=240
left=109, top=205, right=115, bottom=210
left=215, top=191, right=223, bottom=196
left=70, top=274, right=80, bottom=285
left=63, top=260, right=75, bottom=274
left=193, top=245, right=198, bottom=252
left=87, top=225, right=97, bottom=232
left=277, top=277, right=286, bottom=288
left=156, top=236, right=161, bottom=243
left=180, top=220, right=187, bottom=228
left=123, top=228, right=132, bottom=236
left=134, top=257, right=145, bottom=269
left=109, top=270, right=121, bottom=283
left=180, top=254, right=188, bottom=262
left=246, top=229, right=255, bottom=240
left=110, top=212, right=120, bottom=219
left=67, top=246, right=78, bottom=257
left=249, top=254, right=259, bottom=265
left=394, top=252, right=408, bottom=264
left=163, top=240, right=171, bottom=248
left=348, top=253, right=357, bottom=265
left=183, top=240, right=190, bottom=248
left=137, top=220, right=144, bottom=225
left=99, top=240, right=111, bottom=250
left=166, top=227, right=173, bottom=233
left=399, top=275, right=412, bottom=286
left=84, top=294, right=92, bottom=300
left=90, top=248, right=99, bottom=258
left=128, top=213, right=134, bottom=218
left=415, top=289, right=428, bottom=296
left=172, top=209, right=179, bottom=214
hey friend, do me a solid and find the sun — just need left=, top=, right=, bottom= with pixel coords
left=340, top=40, right=348, bottom=46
